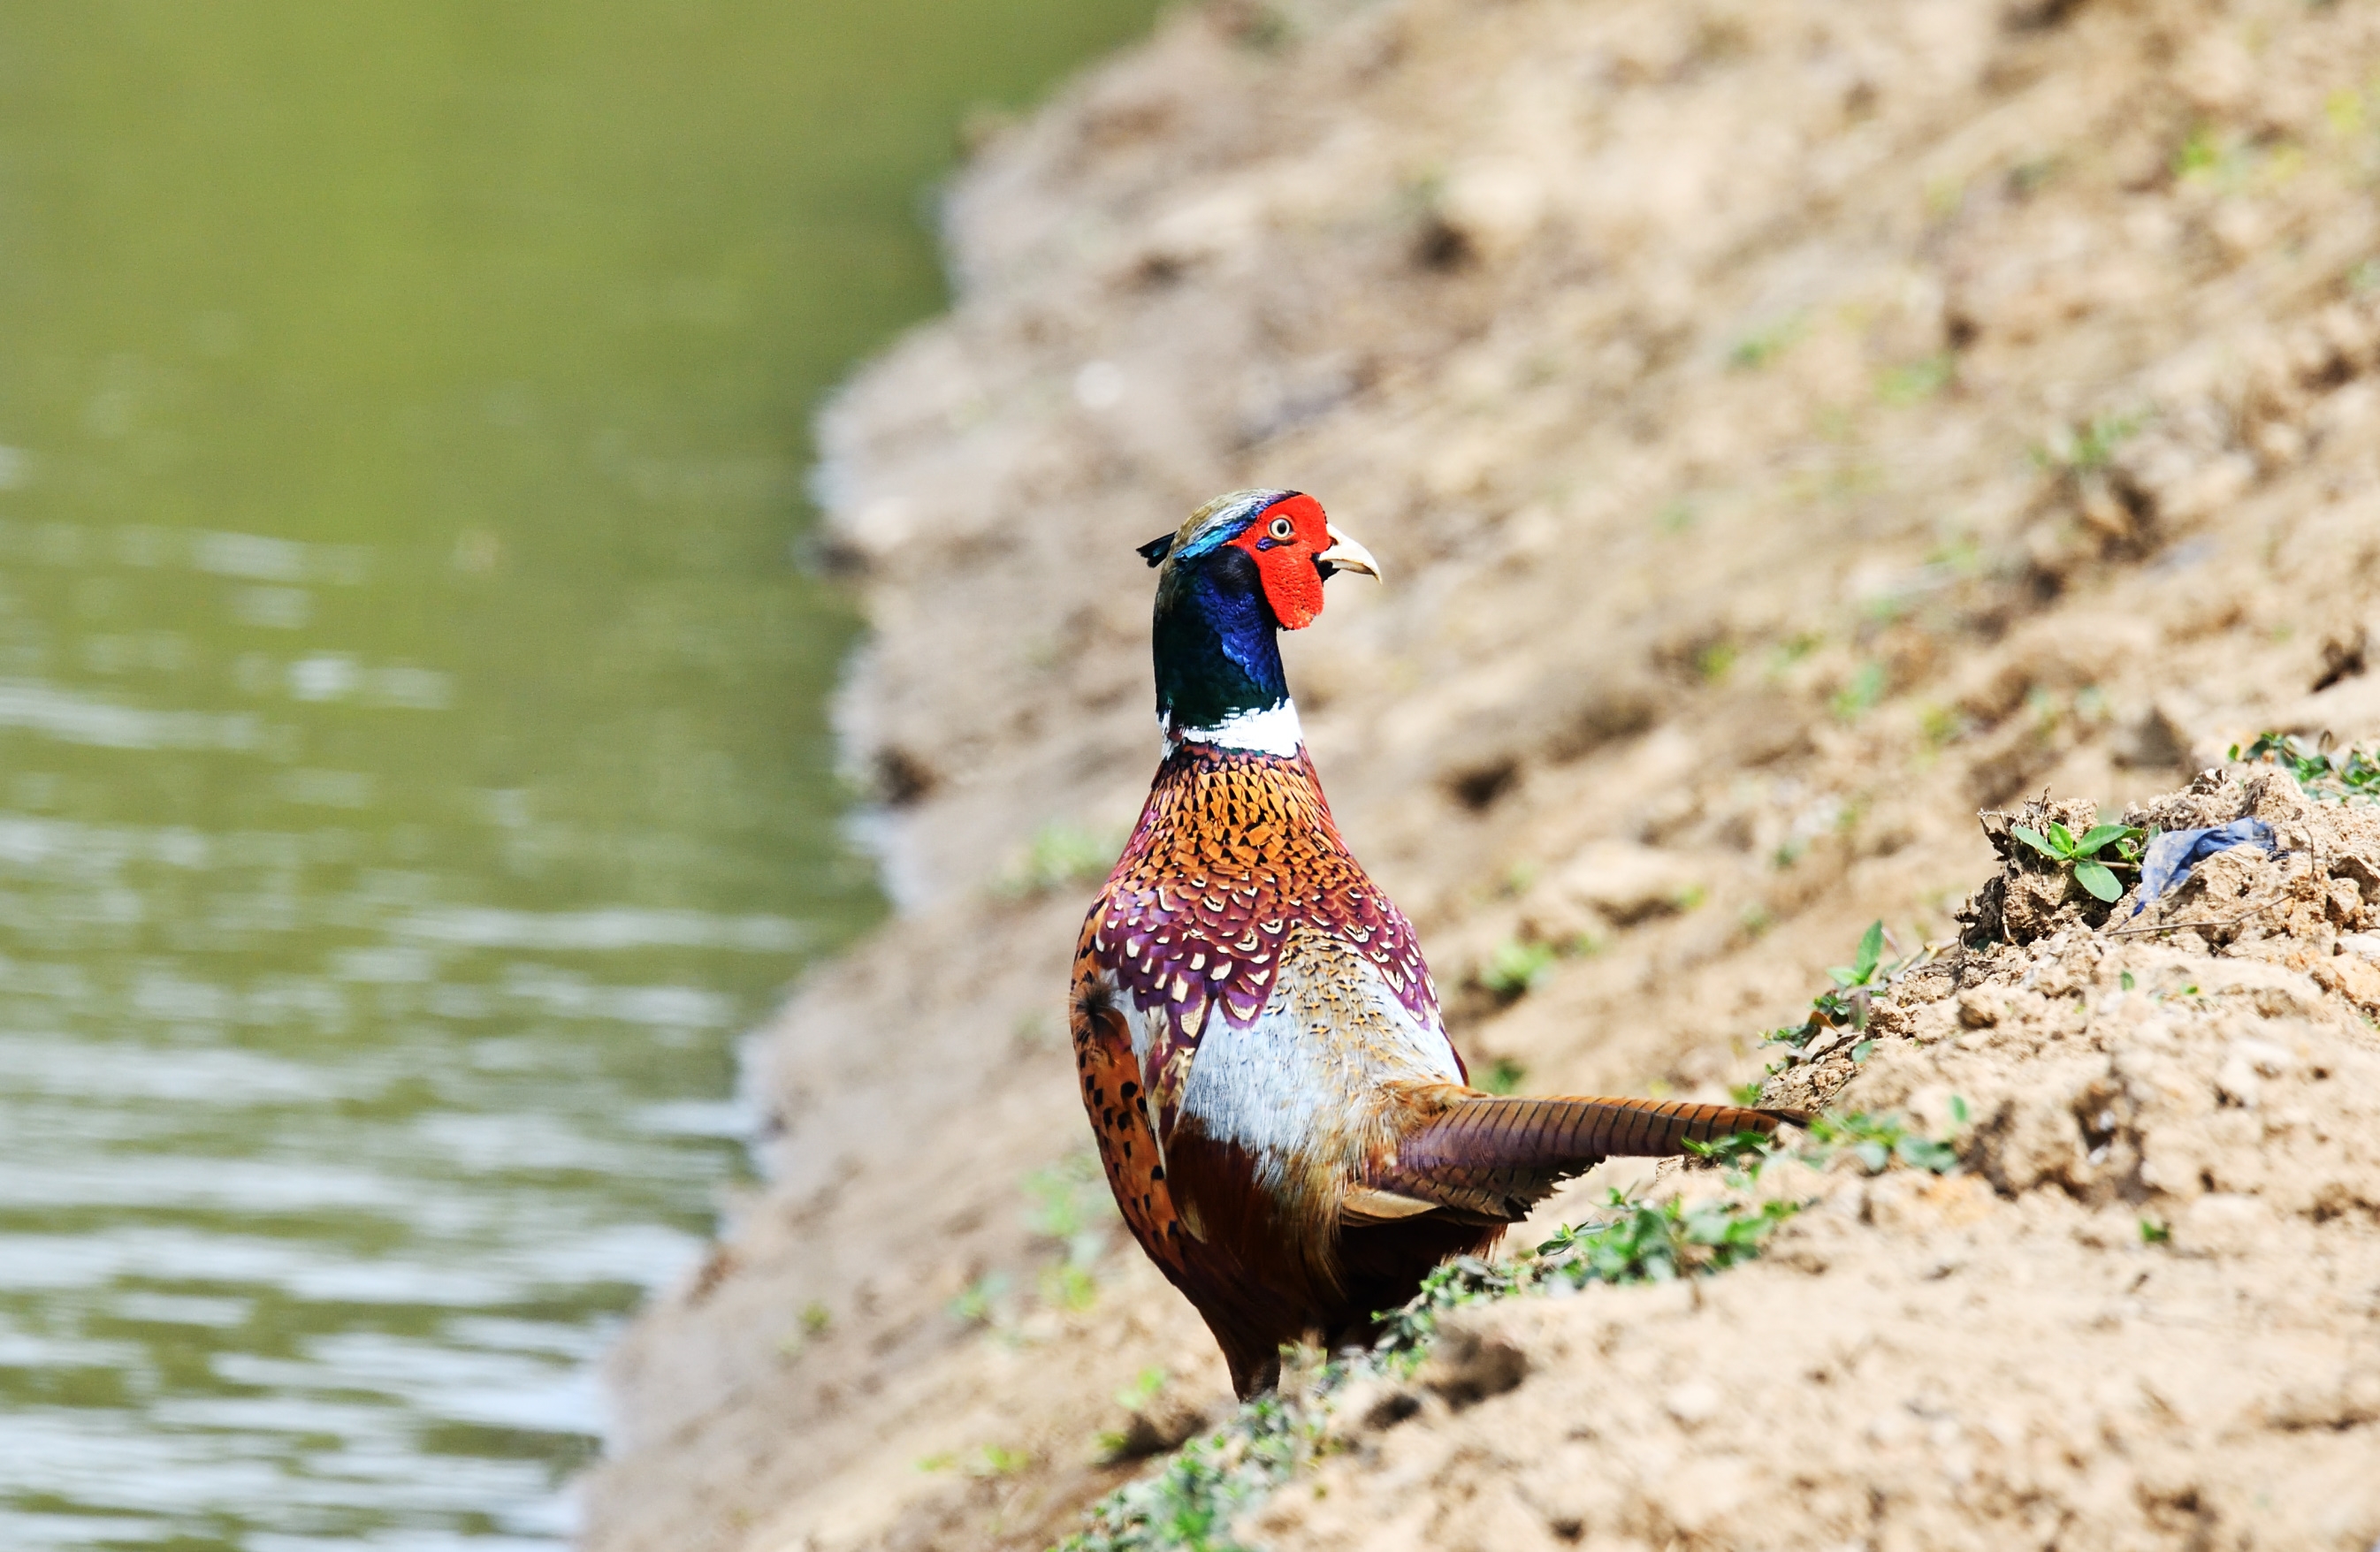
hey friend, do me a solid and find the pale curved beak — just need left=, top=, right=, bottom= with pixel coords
left=1316, top=521, right=1381, bottom=581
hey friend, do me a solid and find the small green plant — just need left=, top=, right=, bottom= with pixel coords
left=2326, top=85, right=2369, bottom=138
left=2033, top=411, right=2142, bottom=474
left=1535, top=1191, right=1800, bottom=1289
left=1115, top=1366, right=1169, bottom=1412
left=1876, top=353, right=1953, bottom=406
left=2139, top=1216, right=2171, bottom=1245
left=2231, top=732, right=2380, bottom=800
left=1681, top=1129, right=1779, bottom=1174
left=1766, top=631, right=1823, bottom=677
left=2173, top=122, right=2224, bottom=180
left=1801, top=1110, right=1960, bottom=1175
left=1369, top=1254, right=1527, bottom=1358
left=1024, top=1153, right=1118, bottom=1244
left=1226, top=1, right=1295, bottom=51
left=1832, top=921, right=1888, bottom=991
left=1374, top=1185, right=1800, bottom=1362
left=1831, top=660, right=1888, bottom=721
left=1478, top=938, right=1560, bottom=1000
left=950, top=1272, right=1010, bottom=1327
left=1006, top=819, right=1125, bottom=896
left=2010, top=819, right=2142, bottom=903
left=1918, top=703, right=1968, bottom=748
left=1021, top=1152, right=1118, bottom=1310
left=1042, top=1262, right=1100, bottom=1312
left=926, top=1443, right=1034, bottom=1478
left=975, top=1443, right=1034, bottom=1478
left=1058, top=1393, right=1315, bottom=1552
left=1478, top=1056, right=1528, bottom=1095
left=2008, top=155, right=2062, bottom=196
left=1764, top=922, right=1910, bottom=1053
left=2234, top=731, right=2338, bottom=784
left=777, top=1305, right=832, bottom=1357
left=1728, top=312, right=1806, bottom=369
left=1807, top=920, right=1891, bottom=1031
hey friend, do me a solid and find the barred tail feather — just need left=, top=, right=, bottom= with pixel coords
left=1405, top=1095, right=1799, bottom=1168
left=1369, top=1094, right=1804, bottom=1223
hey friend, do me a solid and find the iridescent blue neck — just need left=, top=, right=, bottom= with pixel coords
left=1152, top=546, right=1292, bottom=743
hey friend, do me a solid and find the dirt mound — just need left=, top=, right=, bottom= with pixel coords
left=581, top=0, right=2380, bottom=1548
left=1253, top=769, right=2380, bottom=1551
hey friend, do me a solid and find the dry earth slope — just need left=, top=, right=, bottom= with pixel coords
left=1248, top=772, right=2380, bottom=1551
left=584, top=0, right=2380, bottom=1548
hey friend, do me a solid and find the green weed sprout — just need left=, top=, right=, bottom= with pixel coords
left=2032, top=411, right=2142, bottom=473
left=1478, top=938, right=1559, bottom=1000
left=2010, top=820, right=2141, bottom=903
left=1478, top=1056, right=1528, bottom=1095
left=1832, top=920, right=1888, bottom=990
left=1007, top=819, right=1125, bottom=895
left=1682, top=1128, right=1780, bottom=1175
left=1806, top=919, right=1891, bottom=1031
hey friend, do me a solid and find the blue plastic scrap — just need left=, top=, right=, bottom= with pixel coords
left=2130, top=818, right=2278, bottom=916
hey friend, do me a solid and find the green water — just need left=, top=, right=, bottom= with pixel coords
left=0, top=4, right=1156, bottom=1548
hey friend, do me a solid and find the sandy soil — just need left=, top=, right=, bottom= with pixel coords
left=582, top=0, right=2380, bottom=1547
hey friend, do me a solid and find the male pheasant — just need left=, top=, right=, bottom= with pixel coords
left=1071, top=489, right=1797, bottom=1397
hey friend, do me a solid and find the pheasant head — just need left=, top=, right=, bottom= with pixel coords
left=1135, top=489, right=1378, bottom=755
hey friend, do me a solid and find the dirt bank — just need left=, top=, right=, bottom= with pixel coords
left=1247, top=768, right=2380, bottom=1552
left=583, top=0, right=2380, bottom=1548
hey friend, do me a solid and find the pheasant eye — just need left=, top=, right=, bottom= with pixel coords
left=1267, top=516, right=1296, bottom=542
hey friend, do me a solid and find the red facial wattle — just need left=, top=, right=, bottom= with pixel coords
left=1228, top=492, right=1331, bottom=630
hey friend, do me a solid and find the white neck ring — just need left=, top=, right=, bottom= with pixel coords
left=1163, top=700, right=1303, bottom=757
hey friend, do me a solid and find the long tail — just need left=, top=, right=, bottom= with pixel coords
left=1368, top=1094, right=1804, bottom=1224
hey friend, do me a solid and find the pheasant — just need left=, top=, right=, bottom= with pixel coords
left=1070, top=489, right=1798, bottom=1397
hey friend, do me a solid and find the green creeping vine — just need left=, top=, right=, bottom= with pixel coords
left=1367, top=1191, right=1797, bottom=1362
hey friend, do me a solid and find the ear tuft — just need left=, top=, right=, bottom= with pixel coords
left=1136, top=533, right=1175, bottom=567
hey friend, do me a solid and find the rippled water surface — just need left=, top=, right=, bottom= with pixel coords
left=0, top=4, right=1156, bottom=1547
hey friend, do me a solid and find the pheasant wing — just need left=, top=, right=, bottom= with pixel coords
left=1071, top=954, right=1192, bottom=1281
